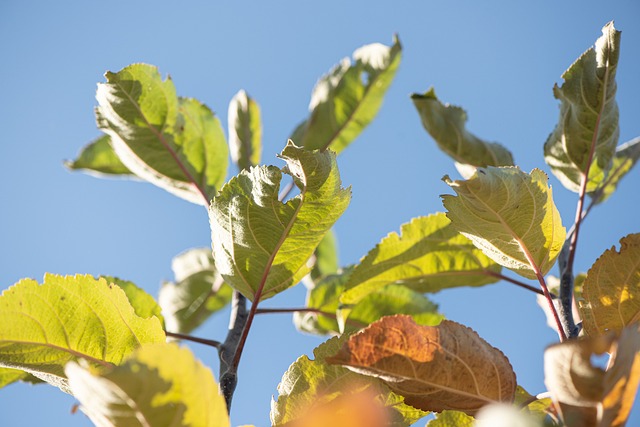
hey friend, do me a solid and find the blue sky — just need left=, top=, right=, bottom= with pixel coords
left=1, top=1, right=639, bottom=426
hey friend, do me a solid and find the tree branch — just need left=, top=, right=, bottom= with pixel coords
left=218, top=291, right=248, bottom=412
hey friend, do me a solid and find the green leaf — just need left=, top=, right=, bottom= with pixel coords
left=295, top=270, right=443, bottom=336
left=340, top=213, right=502, bottom=306
left=271, top=338, right=427, bottom=427
left=0, top=274, right=165, bottom=393
left=0, top=367, right=29, bottom=389
left=309, top=229, right=339, bottom=282
left=588, top=137, right=640, bottom=204
left=158, top=248, right=232, bottom=334
left=65, top=134, right=133, bottom=176
left=96, top=63, right=228, bottom=205
left=228, top=89, right=262, bottom=171
left=291, top=35, right=402, bottom=154
left=102, top=276, right=164, bottom=327
left=442, top=167, right=566, bottom=280
left=544, top=22, right=621, bottom=193
left=66, top=343, right=229, bottom=427
left=209, top=142, right=351, bottom=302
left=426, top=410, right=474, bottom=427
left=411, top=88, right=514, bottom=170
left=579, top=233, right=640, bottom=337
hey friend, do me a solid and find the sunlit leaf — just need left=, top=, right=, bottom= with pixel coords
left=291, top=35, right=401, bottom=154
left=0, top=367, right=29, bottom=389
left=66, top=134, right=133, bottom=177
left=96, top=63, right=228, bottom=205
left=66, top=343, right=229, bottom=427
left=341, top=213, right=502, bottom=306
left=442, top=167, right=565, bottom=280
left=159, top=248, right=232, bottom=334
left=228, top=89, right=262, bottom=171
left=514, top=386, right=555, bottom=425
left=544, top=22, right=621, bottom=192
left=209, top=142, right=351, bottom=301
left=0, top=274, right=165, bottom=393
left=327, top=315, right=517, bottom=415
left=580, top=233, right=640, bottom=337
left=475, top=403, right=542, bottom=427
left=411, top=88, right=514, bottom=169
left=589, top=137, right=640, bottom=204
left=270, top=336, right=427, bottom=427
left=544, top=324, right=640, bottom=427
left=426, top=410, right=474, bottom=427
left=309, top=229, right=339, bottom=283
left=102, top=276, right=164, bottom=327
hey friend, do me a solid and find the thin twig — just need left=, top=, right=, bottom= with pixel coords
left=165, top=331, right=221, bottom=348
left=483, top=270, right=552, bottom=297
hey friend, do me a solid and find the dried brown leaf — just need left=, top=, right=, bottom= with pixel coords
left=326, top=315, right=517, bottom=415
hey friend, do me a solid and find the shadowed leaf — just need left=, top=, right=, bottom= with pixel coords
left=442, top=167, right=565, bottom=280
left=66, top=343, right=229, bottom=427
left=327, top=315, right=517, bottom=415
left=102, top=276, right=164, bottom=327
left=580, top=233, right=640, bottom=337
left=228, top=90, right=262, bottom=171
left=411, top=88, right=514, bottom=170
left=209, top=142, right=350, bottom=302
left=291, top=36, right=401, bottom=154
left=426, top=410, right=474, bottom=426
left=0, top=274, right=165, bottom=393
left=341, top=213, right=502, bottom=306
left=544, top=22, right=620, bottom=192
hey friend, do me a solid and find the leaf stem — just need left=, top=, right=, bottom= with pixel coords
left=165, top=331, right=221, bottom=347
left=482, top=270, right=552, bottom=297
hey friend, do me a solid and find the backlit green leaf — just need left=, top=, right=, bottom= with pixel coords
left=411, top=88, right=514, bottom=169
left=291, top=35, right=401, bottom=154
left=580, top=233, right=640, bottom=337
left=209, top=142, right=351, bottom=301
left=588, top=137, right=640, bottom=204
left=66, top=343, right=229, bottom=427
left=341, top=213, right=502, bottom=306
left=228, top=89, right=262, bottom=171
left=96, top=63, right=228, bottom=205
left=309, top=229, right=339, bottom=283
left=66, top=134, right=133, bottom=176
left=426, top=410, right=474, bottom=427
left=442, top=167, right=566, bottom=280
left=102, top=276, right=164, bottom=327
left=0, top=367, right=29, bottom=389
left=271, top=337, right=427, bottom=427
left=0, top=274, right=165, bottom=393
left=544, top=22, right=620, bottom=193
left=159, top=248, right=232, bottom=334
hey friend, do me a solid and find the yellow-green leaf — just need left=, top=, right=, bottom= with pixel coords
left=66, top=343, right=229, bottom=427
left=544, top=22, right=621, bottom=193
left=209, top=142, right=351, bottom=301
left=66, top=134, right=133, bottom=177
left=426, top=410, right=474, bottom=427
left=341, top=213, right=502, bottom=306
left=580, top=233, right=640, bottom=337
left=291, top=35, right=401, bottom=154
left=228, top=89, right=262, bottom=171
left=442, top=167, right=566, bottom=280
left=411, top=88, right=514, bottom=169
left=589, top=137, right=640, bottom=205
left=0, top=274, right=165, bottom=393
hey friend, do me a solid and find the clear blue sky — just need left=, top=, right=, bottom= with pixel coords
left=1, top=1, right=639, bottom=426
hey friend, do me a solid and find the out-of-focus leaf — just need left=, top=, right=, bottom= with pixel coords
left=580, top=233, right=640, bottom=337
left=295, top=269, right=443, bottom=336
left=291, top=36, right=401, bottom=154
left=66, top=343, right=229, bottom=427
left=327, top=316, right=517, bottom=415
left=0, top=274, right=165, bottom=393
left=589, top=137, right=640, bottom=204
left=270, top=336, right=427, bottom=427
left=159, top=248, right=232, bottom=334
left=475, top=404, right=542, bottom=427
left=442, top=167, right=565, bottom=280
left=426, top=410, right=474, bottom=427
left=341, top=213, right=501, bottom=306
left=411, top=88, right=514, bottom=169
left=544, top=324, right=640, bottom=427
left=544, top=22, right=620, bottom=193
left=102, top=276, right=164, bottom=327
left=96, top=63, right=228, bottom=205
left=228, top=89, right=262, bottom=171
left=209, top=142, right=350, bottom=301
left=0, top=367, right=29, bottom=389
left=309, top=229, right=339, bottom=283
left=66, top=134, right=133, bottom=176
left=515, top=386, right=555, bottom=425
